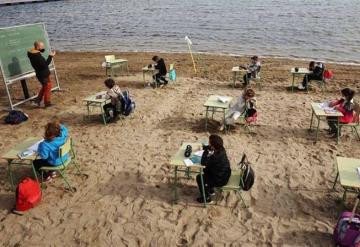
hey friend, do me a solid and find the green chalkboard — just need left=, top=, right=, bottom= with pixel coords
left=0, top=23, right=51, bottom=81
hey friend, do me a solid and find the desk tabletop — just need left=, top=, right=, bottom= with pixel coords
left=83, top=91, right=110, bottom=103
left=169, top=143, right=205, bottom=168
left=337, top=156, right=360, bottom=189
left=204, top=95, right=233, bottom=109
left=2, top=137, right=40, bottom=161
left=142, top=66, right=158, bottom=71
left=232, top=66, right=248, bottom=72
left=311, top=102, right=343, bottom=117
left=291, top=67, right=310, bottom=74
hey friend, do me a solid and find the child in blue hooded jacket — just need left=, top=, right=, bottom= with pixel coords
left=33, top=119, right=69, bottom=181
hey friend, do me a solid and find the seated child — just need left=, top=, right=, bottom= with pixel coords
left=220, top=88, right=257, bottom=131
left=241, top=56, right=261, bottom=86
left=150, top=56, right=168, bottom=85
left=196, top=134, right=231, bottom=204
left=298, top=61, right=325, bottom=90
left=102, top=78, right=122, bottom=121
left=327, top=88, right=356, bottom=137
left=34, top=118, right=69, bottom=181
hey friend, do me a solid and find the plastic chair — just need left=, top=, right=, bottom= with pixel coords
left=161, top=63, right=176, bottom=83
left=248, top=66, right=262, bottom=90
left=39, top=138, right=81, bottom=192
left=214, top=170, right=248, bottom=208
left=336, top=102, right=360, bottom=143
left=104, top=55, right=129, bottom=77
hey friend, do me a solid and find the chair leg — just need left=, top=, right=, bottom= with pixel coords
left=59, top=170, right=74, bottom=192
left=214, top=189, right=222, bottom=205
left=353, top=127, right=360, bottom=141
left=41, top=170, right=45, bottom=190
left=237, top=190, right=248, bottom=208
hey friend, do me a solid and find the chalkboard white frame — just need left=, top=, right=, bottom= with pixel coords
left=0, top=23, right=61, bottom=109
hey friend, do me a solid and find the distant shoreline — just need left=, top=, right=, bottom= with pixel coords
left=56, top=50, right=360, bottom=66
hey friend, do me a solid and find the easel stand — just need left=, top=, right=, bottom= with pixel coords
left=3, top=64, right=61, bottom=110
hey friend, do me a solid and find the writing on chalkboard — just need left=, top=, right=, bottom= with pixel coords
left=0, top=23, right=51, bottom=81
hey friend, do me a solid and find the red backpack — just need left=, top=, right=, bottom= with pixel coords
left=15, top=178, right=41, bottom=212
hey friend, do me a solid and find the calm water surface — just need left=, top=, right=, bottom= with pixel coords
left=0, top=0, right=359, bottom=63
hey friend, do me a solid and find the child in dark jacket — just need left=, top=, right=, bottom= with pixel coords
left=150, top=56, right=168, bottom=85
left=196, top=134, right=231, bottom=204
left=327, top=88, right=356, bottom=137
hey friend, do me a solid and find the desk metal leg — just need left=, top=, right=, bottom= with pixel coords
left=205, top=107, right=209, bottom=131
left=315, top=116, right=321, bottom=143
left=336, top=118, right=340, bottom=144
left=309, top=110, right=314, bottom=131
left=174, top=166, right=179, bottom=204
left=100, top=104, right=107, bottom=126
left=211, top=107, right=214, bottom=119
left=31, top=161, right=39, bottom=184
left=232, top=72, right=236, bottom=88
left=199, top=168, right=207, bottom=208
left=143, top=72, right=146, bottom=84
left=7, top=160, right=14, bottom=191
left=186, top=167, right=191, bottom=179
left=86, top=102, right=91, bottom=121
left=223, top=109, right=226, bottom=133
left=343, top=189, right=347, bottom=202
left=332, top=172, right=339, bottom=190
left=292, top=74, right=295, bottom=93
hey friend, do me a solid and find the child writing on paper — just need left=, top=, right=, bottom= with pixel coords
left=196, top=134, right=231, bottom=204
left=220, top=89, right=257, bottom=131
left=149, top=56, right=168, bottom=86
left=33, top=117, right=69, bottom=181
left=241, top=56, right=261, bottom=86
left=102, top=78, right=122, bottom=122
left=327, top=88, right=356, bottom=137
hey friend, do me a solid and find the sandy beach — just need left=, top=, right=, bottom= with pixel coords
left=0, top=51, right=360, bottom=246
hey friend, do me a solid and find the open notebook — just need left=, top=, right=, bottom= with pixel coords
left=17, top=139, right=43, bottom=159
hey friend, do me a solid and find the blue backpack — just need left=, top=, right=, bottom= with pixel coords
left=4, top=110, right=28, bottom=125
left=119, top=90, right=135, bottom=116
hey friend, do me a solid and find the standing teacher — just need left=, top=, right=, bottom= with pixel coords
left=28, top=41, right=56, bottom=107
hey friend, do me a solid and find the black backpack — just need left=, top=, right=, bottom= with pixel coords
left=4, top=110, right=28, bottom=125
left=238, top=154, right=254, bottom=191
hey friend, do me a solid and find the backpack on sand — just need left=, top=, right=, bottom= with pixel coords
left=238, top=154, right=255, bottom=191
left=14, top=178, right=41, bottom=213
left=334, top=194, right=360, bottom=247
left=4, top=110, right=28, bottom=125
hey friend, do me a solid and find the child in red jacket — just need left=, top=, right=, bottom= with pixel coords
left=327, top=88, right=356, bottom=137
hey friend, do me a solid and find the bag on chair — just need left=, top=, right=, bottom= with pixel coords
left=119, top=90, right=135, bottom=116
left=333, top=193, right=360, bottom=247
left=15, top=177, right=41, bottom=212
left=238, top=154, right=255, bottom=191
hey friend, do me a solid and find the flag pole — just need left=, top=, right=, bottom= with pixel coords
left=185, top=36, right=197, bottom=74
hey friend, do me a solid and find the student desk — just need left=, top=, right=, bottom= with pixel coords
left=333, top=157, right=360, bottom=201
left=142, top=66, right=159, bottom=87
left=290, top=67, right=310, bottom=92
left=231, top=66, right=248, bottom=88
left=169, top=142, right=207, bottom=207
left=2, top=137, right=40, bottom=191
left=204, top=95, right=233, bottom=132
left=83, top=91, right=111, bottom=125
left=309, top=102, right=343, bottom=143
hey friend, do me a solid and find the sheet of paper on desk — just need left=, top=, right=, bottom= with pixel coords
left=318, top=102, right=329, bottom=108
left=18, top=150, right=35, bottom=159
left=28, top=139, right=44, bottom=152
left=184, top=158, right=194, bottom=166
left=357, top=167, right=360, bottom=178
left=217, top=96, right=230, bottom=103
left=194, top=150, right=204, bottom=157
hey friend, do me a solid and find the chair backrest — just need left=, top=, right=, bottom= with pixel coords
left=59, top=138, right=72, bottom=159
left=169, top=63, right=174, bottom=70
left=105, top=55, right=115, bottom=63
left=353, top=101, right=360, bottom=124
